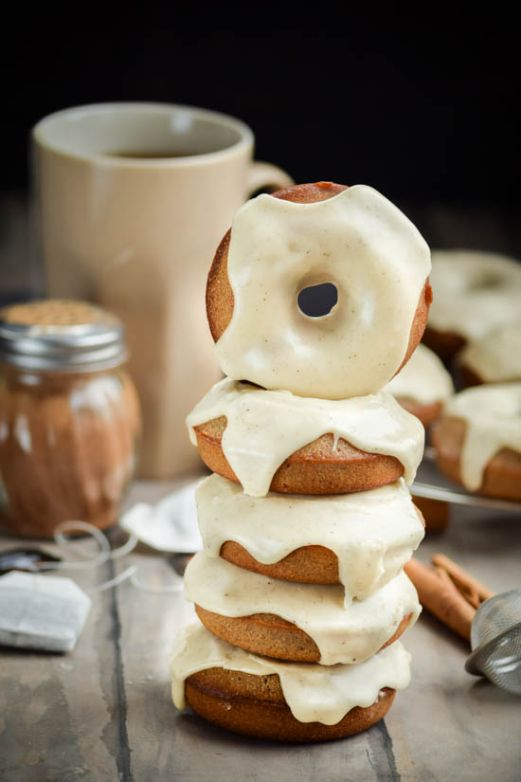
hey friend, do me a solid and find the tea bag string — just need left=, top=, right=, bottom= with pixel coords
left=36, top=520, right=183, bottom=593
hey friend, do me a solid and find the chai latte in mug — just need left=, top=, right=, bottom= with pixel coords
left=104, top=150, right=202, bottom=158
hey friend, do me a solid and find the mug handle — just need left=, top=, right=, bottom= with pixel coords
left=247, top=161, right=293, bottom=195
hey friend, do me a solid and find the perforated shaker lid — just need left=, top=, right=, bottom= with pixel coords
left=0, top=299, right=128, bottom=371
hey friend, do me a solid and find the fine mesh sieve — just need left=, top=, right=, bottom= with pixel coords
left=465, top=589, right=521, bottom=695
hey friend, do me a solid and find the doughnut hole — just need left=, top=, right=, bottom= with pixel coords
left=297, top=282, right=339, bottom=318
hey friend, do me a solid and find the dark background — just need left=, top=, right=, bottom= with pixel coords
left=2, top=8, right=520, bottom=208
left=2, top=5, right=521, bottom=304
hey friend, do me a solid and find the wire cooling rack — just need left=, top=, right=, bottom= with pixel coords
left=412, top=447, right=521, bottom=513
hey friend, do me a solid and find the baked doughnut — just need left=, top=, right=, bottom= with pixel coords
left=185, top=673, right=395, bottom=743
left=207, top=181, right=432, bottom=399
left=184, top=553, right=421, bottom=665
left=196, top=474, right=425, bottom=595
left=424, top=250, right=521, bottom=362
left=458, top=323, right=521, bottom=387
left=172, top=624, right=411, bottom=742
left=194, top=606, right=414, bottom=664
left=385, top=344, right=454, bottom=427
left=195, top=418, right=403, bottom=495
left=187, top=378, right=425, bottom=497
left=220, top=540, right=343, bottom=585
left=432, top=383, right=521, bottom=500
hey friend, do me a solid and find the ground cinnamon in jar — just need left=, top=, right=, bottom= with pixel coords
left=0, top=300, right=141, bottom=538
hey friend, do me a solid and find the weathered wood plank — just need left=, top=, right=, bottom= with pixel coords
left=0, top=535, right=122, bottom=782
left=389, top=503, right=521, bottom=782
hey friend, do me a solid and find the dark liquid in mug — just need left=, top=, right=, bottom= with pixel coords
left=104, top=149, right=198, bottom=159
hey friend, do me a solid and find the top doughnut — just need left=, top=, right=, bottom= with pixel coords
left=207, top=182, right=432, bottom=400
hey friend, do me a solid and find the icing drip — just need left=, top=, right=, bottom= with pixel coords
left=196, top=474, right=424, bottom=601
left=171, top=623, right=412, bottom=725
left=443, top=383, right=521, bottom=490
left=186, top=378, right=424, bottom=497
left=184, top=553, right=420, bottom=665
left=385, top=344, right=454, bottom=405
left=460, top=323, right=521, bottom=382
left=429, top=251, right=521, bottom=340
left=214, top=185, right=430, bottom=399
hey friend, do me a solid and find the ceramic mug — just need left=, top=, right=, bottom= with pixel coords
left=33, top=103, right=292, bottom=478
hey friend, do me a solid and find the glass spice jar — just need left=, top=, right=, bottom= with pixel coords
left=0, top=300, right=141, bottom=538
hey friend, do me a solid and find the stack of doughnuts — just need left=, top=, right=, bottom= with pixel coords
left=171, top=182, right=432, bottom=741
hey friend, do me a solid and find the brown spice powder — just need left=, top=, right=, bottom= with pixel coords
left=0, top=365, right=140, bottom=538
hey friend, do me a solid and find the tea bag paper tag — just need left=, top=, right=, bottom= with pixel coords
left=0, top=572, right=91, bottom=652
left=121, top=480, right=202, bottom=553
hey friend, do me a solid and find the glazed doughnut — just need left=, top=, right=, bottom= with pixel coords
left=194, top=417, right=405, bottom=495
left=432, top=383, right=521, bottom=500
left=184, top=553, right=421, bottom=665
left=194, top=606, right=414, bottom=664
left=185, top=673, right=395, bottom=743
left=458, top=323, right=521, bottom=386
left=219, top=540, right=347, bottom=586
left=187, top=378, right=425, bottom=497
left=425, top=250, right=521, bottom=362
left=172, top=624, right=411, bottom=742
left=196, top=474, right=425, bottom=595
left=385, top=344, right=454, bottom=427
left=207, top=181, right=432, bottom=399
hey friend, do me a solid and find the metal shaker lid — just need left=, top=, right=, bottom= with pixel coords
left=0, top=299, right=128, bottom=371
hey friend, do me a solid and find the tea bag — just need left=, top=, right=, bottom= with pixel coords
left=0, top=572, right=91, bottom=652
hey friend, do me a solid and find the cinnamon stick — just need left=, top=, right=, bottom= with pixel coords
left=405, top=558, right=476, bottom=641
left=431, top=554, right=494, bottom=606
left=433, top=565, right=480, bottom=610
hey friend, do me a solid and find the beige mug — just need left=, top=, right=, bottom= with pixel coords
left=33, top=103, right=292, bottom=478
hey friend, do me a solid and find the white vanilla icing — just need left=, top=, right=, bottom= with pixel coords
left=184, top=553, right=420, bottom=665
left=459, top=323, right=521, bottom=383
left=171, top=623, right=412, bottom=725
left=429, top=251, right=521, bottom=341
left=443, top=383, right=521, bottom=490
left=186, top=378, right=424, bottom=497
left=196, top=474, right=424, bottom=601
left=385, top=344, right=454, bottom=405
left=214, top=185, right=430, bottom=399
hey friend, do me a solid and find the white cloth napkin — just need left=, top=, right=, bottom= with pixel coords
left=120, top=480, right=202, bottom=553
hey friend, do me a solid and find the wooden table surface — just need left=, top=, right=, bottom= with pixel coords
left=1, top=475, right=520, bottom=782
